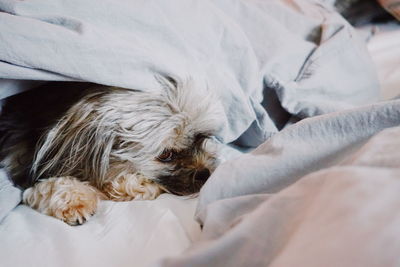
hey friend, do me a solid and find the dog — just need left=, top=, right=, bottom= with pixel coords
left=0, top=76, right=222, bottom=225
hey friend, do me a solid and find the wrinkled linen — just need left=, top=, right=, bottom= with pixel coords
left=0, top=0, right=379, bottom=145
left=0, top=193, right=201, bottom=267
left=156, top=24, right=400, bottom=263
left=157, top=99, right=400, bottom=267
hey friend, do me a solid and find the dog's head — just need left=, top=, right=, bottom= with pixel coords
left=32, top=77, right=223, bottom=195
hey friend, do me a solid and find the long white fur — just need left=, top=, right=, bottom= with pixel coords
left=21, top=76, right=223, bottom=225
left=32, top=77, right=222, bottom=186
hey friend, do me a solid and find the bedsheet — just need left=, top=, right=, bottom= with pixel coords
left=0, top=193, right=200, bottom=267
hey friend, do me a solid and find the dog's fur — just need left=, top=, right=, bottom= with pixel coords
left=0, top=77, right=222, bottom=225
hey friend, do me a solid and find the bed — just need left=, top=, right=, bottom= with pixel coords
left=1, top=0, right=399, bottom=266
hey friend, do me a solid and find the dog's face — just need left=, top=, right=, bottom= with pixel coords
left=32, top=77, right=223, bottom=195
left=127, top=130, right=220, bottom=196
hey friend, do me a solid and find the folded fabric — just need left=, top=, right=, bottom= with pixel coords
left=197, top=99, right=400, bottom=210
left=156, top=99, right=400, bottom=267
left=0, top=0, right=379, bottom=147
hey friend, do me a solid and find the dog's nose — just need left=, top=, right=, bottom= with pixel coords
left=195, top=168, right=211, bottom=182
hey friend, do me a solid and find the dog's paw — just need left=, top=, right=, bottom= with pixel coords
left=23, top=177, right=100, bottom=226
left=103, top=174, right=162, bottom=201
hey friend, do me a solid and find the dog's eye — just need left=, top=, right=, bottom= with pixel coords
left=157, top=150, right=175, bottom=162
left=195, top=133, right=211, bottom=144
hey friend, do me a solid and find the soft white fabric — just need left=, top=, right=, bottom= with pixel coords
left=0, top=194, right=200, bottom=267
left=197, top=99, right=400, bottom=208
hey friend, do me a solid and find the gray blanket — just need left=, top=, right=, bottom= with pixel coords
left=156, top=99, right=400, bottom=267
left=0, top=0, right=378, bottom=144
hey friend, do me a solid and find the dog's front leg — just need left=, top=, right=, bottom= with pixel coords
left=23, top=177, right=102, bottom=225
left=102, top=173, right=162, bottom=201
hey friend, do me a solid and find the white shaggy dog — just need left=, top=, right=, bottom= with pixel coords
left=0, top=77, right=222, bottom=225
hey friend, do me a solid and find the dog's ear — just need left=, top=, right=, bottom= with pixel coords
left=31, top=91, right=115, bottom=186
left=155, top=74, right=224, bottom=137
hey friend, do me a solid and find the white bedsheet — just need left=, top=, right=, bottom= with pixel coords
left=0, top=194, right=200, bottom=267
